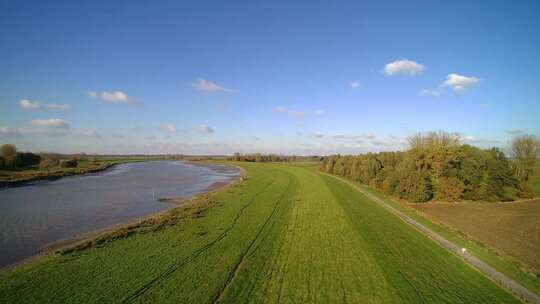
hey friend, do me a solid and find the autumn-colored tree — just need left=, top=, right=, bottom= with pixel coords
left=320, top=131, right=524, bottom=203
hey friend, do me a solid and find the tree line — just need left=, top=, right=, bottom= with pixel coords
left=320, top=132, right=539, bottom=203
left=0, top=144, right=80, bottom=171
left=229, top=153, right=322, bottom=163
left=229, top=153, right=295, bottom=162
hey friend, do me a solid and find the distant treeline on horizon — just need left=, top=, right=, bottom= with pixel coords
left=229, top=153, right=321, bottom=163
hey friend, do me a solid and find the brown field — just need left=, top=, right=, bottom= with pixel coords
left=412, top=199, right=540, bottom=275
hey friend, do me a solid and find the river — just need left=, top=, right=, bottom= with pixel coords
left=0, top=160, right=239, bottom=269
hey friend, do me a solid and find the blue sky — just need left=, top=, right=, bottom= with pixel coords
left=1, top=0, right=539, bottom=155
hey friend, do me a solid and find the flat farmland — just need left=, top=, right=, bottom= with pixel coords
left=0, top=163, right=524, bottom=303
left=412, top=199, right=540, bottom=275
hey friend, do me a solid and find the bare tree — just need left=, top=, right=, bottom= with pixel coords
left=39, top=154, right=60, bottom=174
left=510, top=134, right=540, bottom=181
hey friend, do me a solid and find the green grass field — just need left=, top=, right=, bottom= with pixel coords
left=0, top=162, right=524, bottom=303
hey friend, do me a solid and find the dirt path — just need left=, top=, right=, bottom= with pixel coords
left=327, top=174, right=540, bottom=304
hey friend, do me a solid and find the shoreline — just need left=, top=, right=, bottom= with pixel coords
left=0, top=160, right=142, bottom=188
left=0, top=161, right=245, bottom=272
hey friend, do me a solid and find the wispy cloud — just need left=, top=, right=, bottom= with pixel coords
left=419, top=89, right=440, bottom=98
left=443, top=74, right=479, bottom=91
left=197, top=124, right=214, bottom=134
left=88, top=90, right=140, bottom=105
left=160, top=123, right=177, bottom=133
left=364, top=133, right=376, bottom=140
left=287, top=111, right=306, bottom=118
left=314, top=110, right=325, bottom=116
left=312, top=132, right=375, bottom=141
left=313, top=132, right=324, bottom=138
left=1, top=125, right=71, bottom=137
left=20, top=99, right=73, bottom=111
left=84, top=129, right=101, bottom=138
left=31, top=118, right=69, bottom=129
left=461, top=135, right=498, bottom=145
left=45, top=103, right=72, bottom=111
left=273, top=106, right=287, bottom=113
left=507, top=129, right=524, bottom=135
left=370, top=136, right=408, bottom=148
left=349, top=81, right=360, bottom=89
left=0, top=126, right=24, bottom=137
left=19, top=99, right=41, bottom=109
left=383, top=59, right=426, bottom=76
left=192, top=78, right=232, bottom=93
left=272, top=106, right=306, bottom=118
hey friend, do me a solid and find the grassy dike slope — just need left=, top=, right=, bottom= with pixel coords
left=0, top=163, right=520, bottom=303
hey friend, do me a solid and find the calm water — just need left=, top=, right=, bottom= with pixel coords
left=0, top=161, right=239, bottom=269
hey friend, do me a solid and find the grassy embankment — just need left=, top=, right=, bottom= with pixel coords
left=0, top=156, right=162, bottom=185
left=0, top=162, right=525, bottom=303
left=342, top=178, right=540, bottom=298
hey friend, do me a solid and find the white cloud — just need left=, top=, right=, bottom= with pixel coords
left=160, top=123, right=177, bottom=133
left=31, top=118, right=69, bottom=129
left=197, top=124, right=214, bottom=134
left=349, top=81, right=360, bottom=89
left=88, top=90, right=139, bottom=105
left=314, top=110, right=325, bottom=116
left=383, top=59, right=426, bottom=76
left=45, top=103, right=72, bottom=111
left=420, top=89, right=440, bottom=98
left=19, top=99, right=73, bottom=111
left=192, top=78, right=232, bottom=93
left=102, top=91, right=128, bottom=102
left=19, top=99, right=41, bottom=109
left=443, top=74, right=479, bottom=91
left=84, top=129, right=101, bottom=138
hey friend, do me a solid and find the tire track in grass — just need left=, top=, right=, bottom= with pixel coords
left=211, top=175, right=292, bottom=304
left=275, top=182, right=303, bottom=304
left=241, top=175, right=299, bottom=302
left=121, top=178, right=276, bottom=304
left=252, top=176, right=301, bottom=303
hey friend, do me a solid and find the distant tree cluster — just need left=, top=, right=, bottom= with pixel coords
left=0, top=144, right=79, bottom=172
left=320, top=132, right=539, bottom=202
left=229, top=153, right=296, bottom=163
left=0, top=144, right=41, bottom=169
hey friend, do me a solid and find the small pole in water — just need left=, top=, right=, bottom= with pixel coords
left=152, top=188, right=156, bottom=201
